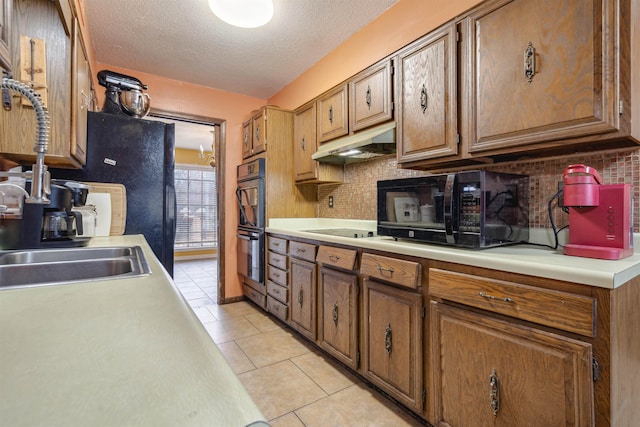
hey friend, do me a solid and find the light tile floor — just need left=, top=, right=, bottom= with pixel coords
left=173, top=259, right=426, bottom=426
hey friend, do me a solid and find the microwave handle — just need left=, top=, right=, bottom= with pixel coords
left=443, top=173, right=456, bottom=244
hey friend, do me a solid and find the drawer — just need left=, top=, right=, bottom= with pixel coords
left=289, top=241, right=316, bottom=262
left=267, top=264, right=288, bottom=287
left=243, top=283, right=266, bottom=308
left=429, top=269, right=596, bottom=337
left=268, top=250, right=287, bottom=270
left=316, top=245, right=357, bottom=270
left=268, top=236, right=288, bottom=254
left=267, top=280, right=289, bottom=304
left=360, top=253, right=420, bottom=289
left=267, top=295, right=288, bottom=322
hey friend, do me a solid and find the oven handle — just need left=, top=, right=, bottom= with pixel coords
left=237, top=233, right=259, bottom=241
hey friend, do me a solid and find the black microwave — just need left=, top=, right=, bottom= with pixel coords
left=377, top=171, right=529, bottom=248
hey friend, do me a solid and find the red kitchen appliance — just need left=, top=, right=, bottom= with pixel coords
left=563, top=164, right=634, bottom=260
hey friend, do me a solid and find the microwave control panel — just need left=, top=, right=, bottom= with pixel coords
left=459, top=184, right=481, bottom=231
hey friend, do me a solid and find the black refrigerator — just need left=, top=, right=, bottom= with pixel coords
left=52, top=111, right=176, bottom=276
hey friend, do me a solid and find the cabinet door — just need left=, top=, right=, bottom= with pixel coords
left=0, top=0, right=11, bottom=71
left=70, top=18, right=89, bottom=165
left=293, top=102, right=317, bottom=181
left=396, top=23, right=458, bottom=164
left=318, top=267, right=358, bottom=369
left=430, top=301, right=593, bottom=426
left=251, top=109, right=266, bottom=156
left=289, top=257, right=317, bottom=340
left=241, top=119, right=252, bottom=159
left=350, top=59, right=393, bottom=132
left=317, top=83, right=348, bottom=143
left=362, top=279, right=423, bottom=412
left=467, top=0, right=619, bottom=154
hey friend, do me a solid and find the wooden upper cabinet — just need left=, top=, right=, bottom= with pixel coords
left=465, top=0, right=629, bottom=154
left=241, top=119, right=252, bottom=159
left=293, top=102, right=317, bottom=181
left=350, top=59, right=393, bottom=132
left=70, top=18, right=90, bottom=165
left=317, top=83, right=348, bottom=143
left=0, top=0, right=11, bottom=71
left=251, top=108, right=267, bottom=156
left=396, top=23, right=458, bottom=165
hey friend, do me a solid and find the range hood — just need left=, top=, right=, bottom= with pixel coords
left=311, top=122, right=396, bottom=165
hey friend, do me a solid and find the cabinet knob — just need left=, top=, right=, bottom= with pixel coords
left=365, top=86, right=372, bottom=109
left=384, top=323, right=392, bottom=355
left=524, top=42, right=536, bottom=83
left=332, top=303, right=339, bottom=325
left=489, top=369, right=500, bottom=416
left=420, top=84, right=428, bottom=113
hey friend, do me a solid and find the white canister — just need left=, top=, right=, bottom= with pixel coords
left=420, top=204, right=435, bottom=223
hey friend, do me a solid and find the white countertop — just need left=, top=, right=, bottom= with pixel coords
left=267, top=218, right=640, bottom=289
left=0, top=235, right=267, bottom=427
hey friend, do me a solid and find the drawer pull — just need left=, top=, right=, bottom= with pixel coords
left=329, top=254, right=341, bottom=262
left=297, top=248, right=306, bottom=253
left=377, top=266, right=395, bottom=275
left=479, top=292, right=514, bottom=303
left=298, top=288, right=303, bottom=306
left=273, top=242, right=280, bottom=246
left=384, top=324, right=393, bottom=355
left=332, top=303, right=339, bottom=325
left=489, top=369, right=500, bottom=416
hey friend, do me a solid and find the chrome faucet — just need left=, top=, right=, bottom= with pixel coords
left=0, top=77, right=50, bottom=204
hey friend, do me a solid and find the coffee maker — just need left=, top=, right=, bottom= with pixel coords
left=563, top=164, right=634, bottom=260
left=10, top=180, right=92, bottom=249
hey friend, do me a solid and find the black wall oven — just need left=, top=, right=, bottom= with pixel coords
left=236, top=158, right=266, bottom=290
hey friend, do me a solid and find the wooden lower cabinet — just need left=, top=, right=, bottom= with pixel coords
left=289, top=257, right=317, bottom=340
left=318, top=266, right=359, bottom=370
left=362, top=278, right=424, bottom=413
left=430, top=301, right=594, bottom=426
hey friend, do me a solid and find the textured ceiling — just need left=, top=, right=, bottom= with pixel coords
left=84, top=0, right=398, bottom=101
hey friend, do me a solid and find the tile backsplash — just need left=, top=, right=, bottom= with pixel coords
left=318, top=148, right=640, bottom=232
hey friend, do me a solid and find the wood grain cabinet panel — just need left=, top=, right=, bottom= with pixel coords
left=430, top=301, right=593, bottom=426
left=360, top=253, right=420, bottom=289
left=241, top=119, right=252, bottom=159
left=318, top=267, right=359, bottom=369
left=293, top=101, right=344, bottom=184
left=464, top=0, right=630, bottom=154
left=316, top=245, right=357, bottom=271
left=396, top=22, right=458, bottom=165
left=362, top=279, right=423, bottom=412
left=317, top=83, right=349, bottom=143
left=0, top=0, right=11, bottom=71
left=289, top=257, right=317, bottom=340
left=350, top=59, right=393, bottom=132
left=429, top=268, right=596, bottom=337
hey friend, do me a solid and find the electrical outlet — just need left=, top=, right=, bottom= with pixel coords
left=557, top=181, right=565, bottom=207
left=329, top=196, right=334, bottom=208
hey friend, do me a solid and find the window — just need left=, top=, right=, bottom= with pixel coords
left=174, top=165, right=217, bottom=250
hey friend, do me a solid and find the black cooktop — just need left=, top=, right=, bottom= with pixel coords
left=304, top=228, right=376, bottom=238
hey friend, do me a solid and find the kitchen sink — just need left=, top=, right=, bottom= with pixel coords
left=0, top=246, right=151, bottom=289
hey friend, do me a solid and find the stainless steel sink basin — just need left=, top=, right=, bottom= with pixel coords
left=0, top=246, right=151, bottom=290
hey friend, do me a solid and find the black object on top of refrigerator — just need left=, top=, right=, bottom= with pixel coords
left=51, top=111, right=176, bottom=276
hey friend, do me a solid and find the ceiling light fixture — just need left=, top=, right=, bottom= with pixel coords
left=208, top=0, right=274, bottom=28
